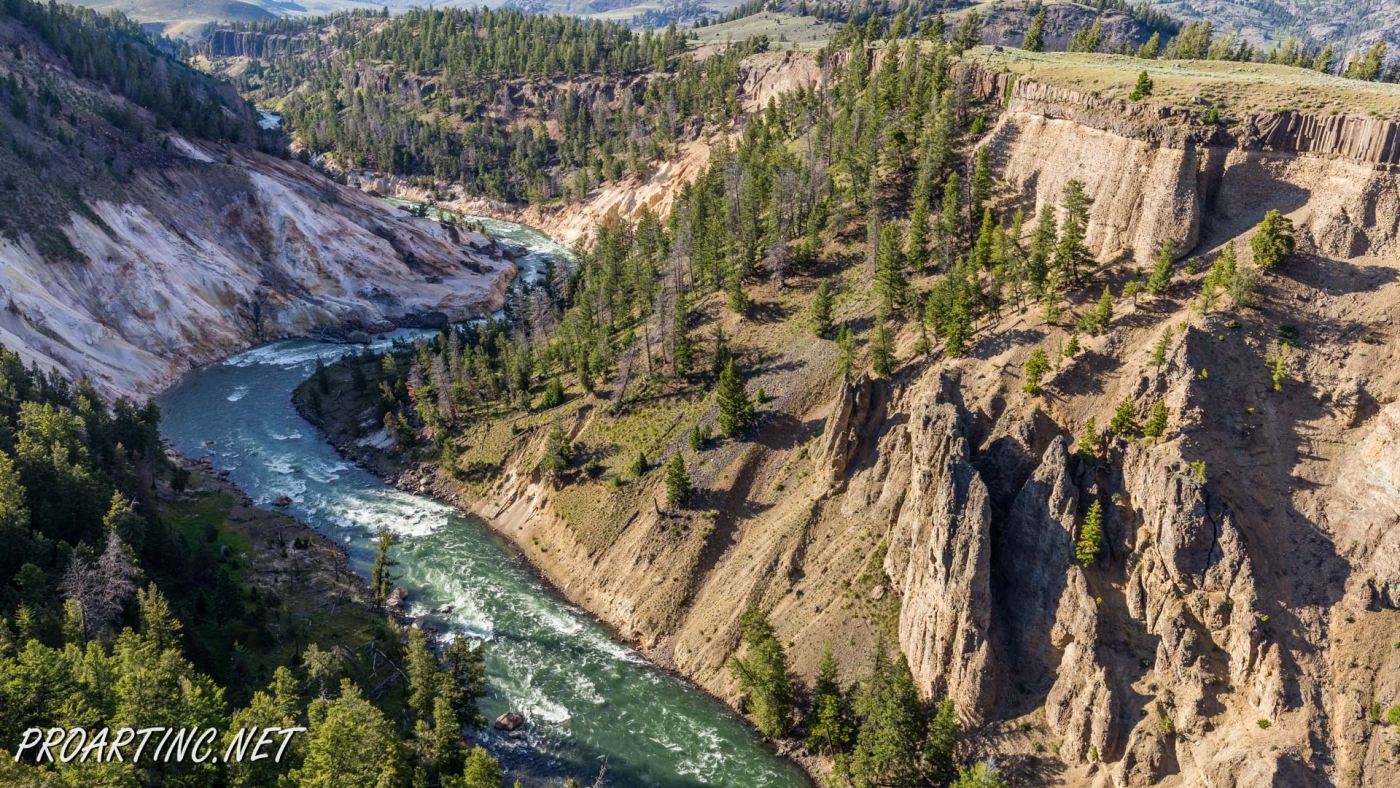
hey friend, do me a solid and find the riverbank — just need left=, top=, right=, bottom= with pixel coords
left=290, top=341, right=831, bottom=786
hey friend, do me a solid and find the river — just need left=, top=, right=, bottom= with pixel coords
left=156, top=217, right=810, bottom=787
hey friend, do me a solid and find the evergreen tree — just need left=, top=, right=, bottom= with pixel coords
left=711, top=327, right=732, bottom=379
left=1110, top=396, right=1139, bottom=436
left=297, top=680, right=407, bottom=788
left=716, top=360, right=755, bottom=438
left=875, top=224, right=908, bottom=314
left=1150, top=327, right=1173, bottom=370
left=923, top=698, right=960, bottom=785
left=540, top=376, right=565, bottom=409
left=540, top=419, right=573, bottom=477
left=1091, top=286, right=1114, bottom=334
left=907, top=195, right=932, bottom=269
left=1022, top=348, right=1050, bottom=394
left=812, top=280, right=835, bottom=337
left=1251, top=209, right=1296, bottom=268
left=1022, top=8, right=1046, bottom=52
left=951, top=761, right=1011, bottom=788
left=1143, top=400, right=1169, bottom=439
left=939, top=172, right=962, bottom=259
left=969, top=147, right=992, bottom=220
left=1027, top=203, right=1057, bottom=295
left=664, top=453, right=691, bottom=509
left=1053, top=180, right=1092, bottom=286
left=674, top=299, right=695, bottom=377
left=728, top=606, right=793, bottom=737
left=1076, top=416, right=1102, bottom=463
left=807, top=645, right=853, bottom=754
left=970, top=208, right=996, bottom=269
left=1137, top=32, right=1161, bottom=59
left=1146, top=239, right=1176, bottom=295
left=871, top=312, right=896, bottom=379
left=455, top=746, right=502, bottom=788
left=851, top=640, right=924, bottom=787
left=1129, top=70, right=1153, bottom=100
left=138, top=582, right=182, bottom=653
left=836, top=326, right=857, bottom=380
left=1076, top=499, right=1104, bottom=567
left=371, top=527, right=398, bottom=607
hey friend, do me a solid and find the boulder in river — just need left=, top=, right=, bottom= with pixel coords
left=271, top=494, right=292, bottom=507
left=386, top=585, right=409, bottom=611
left=346, top=330, right=372, bottom=345
left=420, top=311, right=450, bottom=329
left=494, top=712, right=525, bottom=731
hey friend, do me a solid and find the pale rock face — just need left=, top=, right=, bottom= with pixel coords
left=0, top=141, right=514, bottom=397
left=881, top=397, right=996, bottom=723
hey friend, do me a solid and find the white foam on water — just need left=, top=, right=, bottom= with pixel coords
left=227, top=385, right=248, bottom=402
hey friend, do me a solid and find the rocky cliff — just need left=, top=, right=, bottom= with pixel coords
left=0, top=11, right=515, bottom=398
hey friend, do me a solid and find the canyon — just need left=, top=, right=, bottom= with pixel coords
left=306, top=53, right=1400, bottom=786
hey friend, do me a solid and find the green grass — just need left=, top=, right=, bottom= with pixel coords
left=972, top=46, right=1400, bottom=120
left=688, top=12, right=840, bottom=51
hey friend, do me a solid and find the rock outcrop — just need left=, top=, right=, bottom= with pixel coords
left=0, top=141, right=513, bottom=397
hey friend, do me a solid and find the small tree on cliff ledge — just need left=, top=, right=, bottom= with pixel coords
left=1077, top=500, right=1104, bottom=567
left=1251, top=209, right=1296, bottom=268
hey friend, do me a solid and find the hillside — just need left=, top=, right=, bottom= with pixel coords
left=295, top=34, right=1400, bottom=788
left=0, top=0, right=516, bottom=397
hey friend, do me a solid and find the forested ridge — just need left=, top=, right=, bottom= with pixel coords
left=0, top=4, right=509, bottom=781
left=209, top=8, right=764, bottom=203
left=301, top=7, right=1304, bottom=782
left=0, top=0, right=265, bottom=259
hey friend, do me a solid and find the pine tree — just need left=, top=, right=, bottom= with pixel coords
left=1147, top=239, right=1176, bottom=295
left=689, top=422, right=707, bottom=452
left=851, top=640, right=925, bottom=787
left=1027, top=203, right=1057, bottom=295
left=458, top=746, right=502, bottom=788
left=540, top=419, right=573, bottom=477
left=371, top=527, right=398, bottom=607
left=1269, top=342, right=1289, bottom=391
left=1110, top=396, right=1139, bottom=436
left=728, top=606, right=793, bottom=737
left=907, top=195, right=931, bottom=269
left=807, top=645, right=853, bottom=754
left=1076, top=416, right=1101, bottom=463
left=1129, top=70, right=1153, bottom=100
left=541, top=376, right=565, bottom=409
left=716, top=360, right=755, bottom=438
left=138, top=582, right=183, bottom=652
left=951, top=761, right=1011, bottom=788
left=664, top=453, right=690, bottom=509
left=939, top=172, right=961, bottom=259
left=836, top=326, right=857, bottom=380
left=629, top=451, right=648, bottom=477
left=871, top=312, right=896, bottom=379
left=1143, top=400, right=1169, bottom=439
left=1137, top=31, right=1161, bottom=59
left=1053, top=182, right=1091, bottom=286
left=1076, top=499, right=1104, bottom=567
left=1150, top=327, right=1173, bottom=370
left=711, top=327, right=732, bottom=379
left=812, top=280, right=835, bottom=337
left=1022, top=8, right=1046, bottom=52
left=1251, top=209, right=1296, bottom=268
left=1092, top=286, right=1114, bottom=333
left=923, top=698, right=960, bottom=785
left=674, top=296, right=695, bottom=377
left=970, top=208, right=996, bottom=269
left=1022, top=348, right=1050, bottom=394
left=970, top=147, right=992, bottom=220
left=875, top=224, right=908, bottom=314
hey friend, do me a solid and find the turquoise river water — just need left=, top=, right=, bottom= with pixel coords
left=156, top=216, right=809, bottom=787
